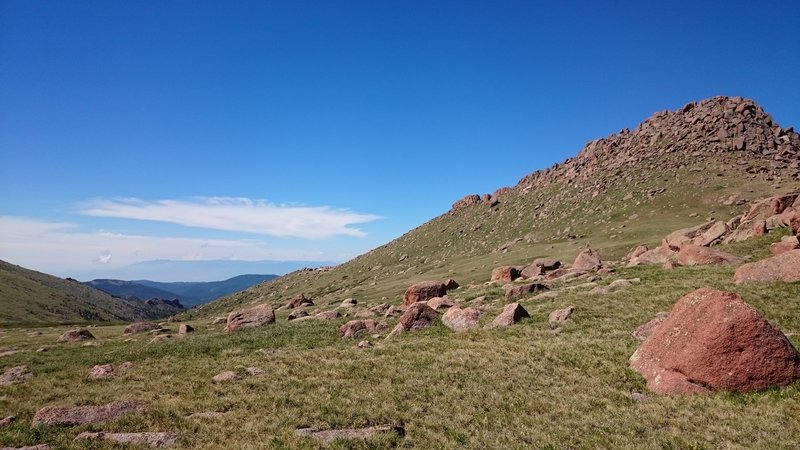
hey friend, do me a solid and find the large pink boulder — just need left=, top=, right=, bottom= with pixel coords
left=630, top=288, right=800, bottom=394
left=490, top=266, right=520, bottom=283
left=402, top=281, right=447, bottom=306
left=441, top=306, right=483, bottom=331
left=733, top=250, right=800, bottom=284
left=387, top=303, right=438, bottom=337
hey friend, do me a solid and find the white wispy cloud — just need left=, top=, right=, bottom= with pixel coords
left=0, top=216, right=346, bottom=279
left=78, top=197, right=381, bottom=239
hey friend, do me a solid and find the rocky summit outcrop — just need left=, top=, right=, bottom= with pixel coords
left=32, top=401, right=148, bottom=426
left=630, top=288, right=800, bottom=395
left=733, top=249, right=800, bottom=284
left=56, top=328, right=95, bottom=343
left=225, top=303, right=275, bottom=332
left=513, top=97, right=800, bottom=198
left=402, top=281, right=447, bottom=306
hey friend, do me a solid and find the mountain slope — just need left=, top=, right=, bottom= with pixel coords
left=83, top=279, right=181, bottom=302
left=0, top=260, right=185, bottom=326
left=187, top=95, right=800, bottom=319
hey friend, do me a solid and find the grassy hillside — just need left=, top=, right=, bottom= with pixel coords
left=0, top=261, right=184, bottom=326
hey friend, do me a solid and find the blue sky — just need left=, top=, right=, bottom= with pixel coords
left=1, top=0, right=799, bottom=281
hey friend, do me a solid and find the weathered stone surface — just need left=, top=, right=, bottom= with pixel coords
left=0, top=415, right=15, bottom=427
left=628, top=246, right=676, bottom=266
left=675, top=244, right=743, bottom=266
left=285, top=294, right=313, bottom=309
left=357, top=340, right=372, bottom=349
left=572, top=248, right=603, bottom=271
left=441, top=306, right=483, bottom=331
left=485, top=303, right=530, bottom=328
left=212, top=317, right=226, bottom=325
left=770, top=236, right=800, bottom=256
left=339, top=320, right=381, bottom=339
left=519, top=264, right=542, bottom=279
left=0, top=445, right=50, bottom=450
left=733, top=250, right=800, bottom=284
left=692, top=221, right=729, bottom=246
left=75, top=431, right=179, bottom=448
left=0, top=365, right=32, bottom=385
left=296, top=423, right=404, bottom=444
left=444, top=279, right=460, bottom=290
left=426, top=296, right=455, bottom=310
left=533, top=257, right=562, bottom=271
left=315, top=310, right=340, bottom=320
left=590, top=279, right=632, bottom=295
left=631, top=312, right=669, bottom=342
left=32, top=401, right=148, bottom=426
left=663, top=222, right=716, bottom=250
left=548, top=306, right=574, bottom=325
left=504, top=283, right=547, bottom=302
left=451, top=194, right=482, bottom=211
left=630, top=288, right=800, bottom=394
left=123, top=322, right=161, bottom=335
left=178, top=324, right=194, bottom=334
left=87, top=364, right=114, bottom=380
left=340, top=298, right=357, bottom=307
left=402, top=281, right=447, bottom=306
left=384, top=305, right=405, bottom=318
left=288, top=310, right=309, bottom=321
left=490, top=266, right=520, bottom=283
left=56, top=328, right=95, bottom=342
left=226, top=304, right=275, bottom=332
left=626, top=245, right=649, bottom=262
left=246, top=367, right=265, bottom=376
left=388, top=303, right=438, bottom=337
left=212, top=371, right=239, bottom=383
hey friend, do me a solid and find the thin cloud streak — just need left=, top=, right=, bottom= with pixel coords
left=79, top=197, right=381, bottom=239
left=0, top=216, right=348, bottom=279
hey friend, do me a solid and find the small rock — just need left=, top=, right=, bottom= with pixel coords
left=32, top=401, right=148, bottom=426
left=444, top=279, right=460, bottom=290
left=441, top=306, right=484, bottom=331
left=548, top=306, right=575, bottom=326
left=120, top=361, right=134, bottom=370
left=427, top=296, right=456, bottom=310
left=402, top=281, right=447, bottom=306
left=56, top=328, right=95, bottom=343
left=226, top=304, right=275, bottom=332
left=124, top=322, right=162, bottom=335
left=357, top=340, right=372, bottom=349
left=315, top=310, right=340, bottom=320
left=246, top=367, right=265, bottom=376
left=87, top=364, right=114, bottom=380
left=485, top=303, right=530, bottom=328
left=490, top=266, right=520, bottom=283
left=36, top=347, right=48, bottom=353
left=296, top=423, right=404, bottom=444
left=0, top=414, right=16, bottom=427
left=212, top=371, right=239, bottom=383
left=75, top=431, right=179, bottom=448
left=340, top=298, right=357, bottom=307
left=178, top=324, right=194, bottom=334
left=387, top=303, right=438, bottom=338
left=0, top=365, right=32, bottom=386
left=288, top=310, right=309, bottom=321
left=505, top=283, right=548, bottom=302
left=572, top=248, right=603, bottom=271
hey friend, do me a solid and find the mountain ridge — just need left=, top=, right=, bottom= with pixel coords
left=186, top=95, right=800, bottom=320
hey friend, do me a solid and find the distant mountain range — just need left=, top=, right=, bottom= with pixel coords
left=84, top=274, right=278, bottom=307
left=0, top=260, right=185, bottom=325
